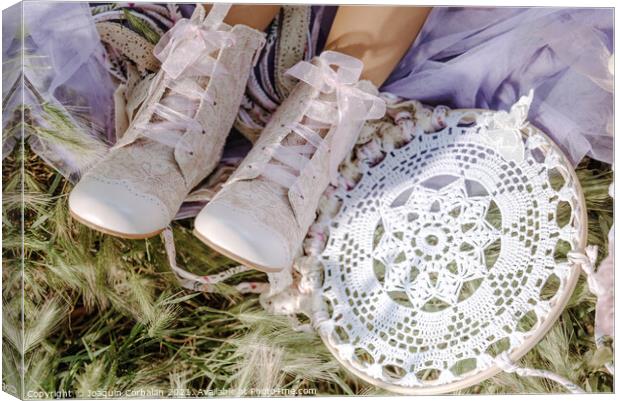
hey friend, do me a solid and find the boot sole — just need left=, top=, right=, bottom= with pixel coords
left=193, top=228, right=284, bottom=273
left=69, top=208, right=164, bottom=240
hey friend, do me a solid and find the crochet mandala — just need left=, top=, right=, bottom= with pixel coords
left=302, top=93, right=587, bottom=393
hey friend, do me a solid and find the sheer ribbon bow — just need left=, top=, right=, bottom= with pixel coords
left=285, top=51, right=386, bottom=183
left=153, top=4, right=234, bottom=80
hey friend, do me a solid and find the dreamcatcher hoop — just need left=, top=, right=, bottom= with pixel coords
left=299, top=92, right=588, bottom=394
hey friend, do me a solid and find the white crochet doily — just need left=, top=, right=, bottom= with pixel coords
left=301, top=93, right=587, bottom=394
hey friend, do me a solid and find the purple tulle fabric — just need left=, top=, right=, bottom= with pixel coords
left=21, top=1, right=115, bottom=141
left=382, top=7, right=613, bottom=165
left=2, top=2, right=115, bottom=178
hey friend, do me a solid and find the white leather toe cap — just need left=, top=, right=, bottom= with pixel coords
left=194, top=201, right=291, bottom=272
left=69, top=176, right=170, bottom=238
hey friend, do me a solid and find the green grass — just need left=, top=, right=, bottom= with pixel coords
left=2, top=147, right=614, bottom=397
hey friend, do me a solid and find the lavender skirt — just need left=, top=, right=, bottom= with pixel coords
left=3, top=3, right=613, bottom=173
left=383, top=7, right=613, bottom=165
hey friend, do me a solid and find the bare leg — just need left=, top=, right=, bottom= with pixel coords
left=203, top=4, right=281, bottom=31
left=325, top=6, right=431, bottom=87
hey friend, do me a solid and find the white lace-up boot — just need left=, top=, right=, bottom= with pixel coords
left=194, top=51, right=386, bottom=271
left=69, top=4, right=265, bottom=238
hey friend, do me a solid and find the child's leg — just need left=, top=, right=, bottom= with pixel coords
left=203, top=4, right=281, bottom=31
left=325, top=6, right=431, bottom=86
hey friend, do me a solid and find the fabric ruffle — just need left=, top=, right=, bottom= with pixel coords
left=2, top=2, right=116, bottom=180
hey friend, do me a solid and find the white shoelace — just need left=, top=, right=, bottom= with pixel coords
left=135, top=78, right=211, bottom=152
left=260, top=111, right=334, bottom=190
left=257, top=51, right=386, bottom=191
left=132, top=4, right=235, bottom=153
